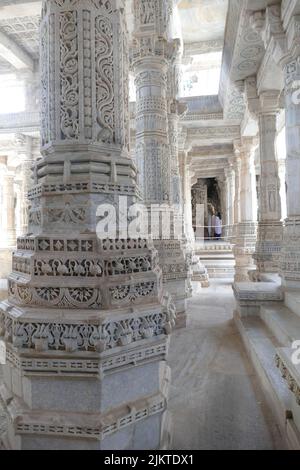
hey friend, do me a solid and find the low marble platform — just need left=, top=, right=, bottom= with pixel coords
left=234, top=281, right=300, bottom=449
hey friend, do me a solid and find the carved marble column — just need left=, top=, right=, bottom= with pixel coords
left=22, top=70, right=40, bottom=113
left=14, top=134, right=35, bottom=236
left=217, top=176, right=227, bottom=237
left=1, top=170, right=16, bottom=248
left=188, top=177, right=209, bottom=287
left=233, top=150, right=241, bottom=229
left=179, top=151, right=194, bottom=244
left=253, top=93, right=282, bottom=275
left=167, top=42, right=185, bottom=208
left=191, top=180, right=208, bottom=236
left=233, top=139, right=258, bottom=282
left=0, top=0, right=175, bottom=450
left=167, top=58, right=197, bottom=291
left=168, top=103, right=186, bottom=207
left=0, top=157, right=15, bottom=301
left=278, top=157, right=287, bottom=221
left=225, top=162, right=235, bottom=242
left=132, top=0, right=190, bottom=327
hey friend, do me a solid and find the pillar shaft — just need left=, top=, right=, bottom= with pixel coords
left=15, top=134, right=35, bottom=236
left=254, top=108, right=282, bottom=274
left=225, top=164, right=235, bottom=241
left=133, top=42, right=173, bottom=202
left=180, top=152, right=194, bottom=243
left=234, top=155, right=241, bottom=226
left=2, top=172, right=16, bottom=247
left=280, top=54, right=300, bottom=288
left=233, top=139, right=257, bottom=282
left=132, top=0, right=190, bottom=327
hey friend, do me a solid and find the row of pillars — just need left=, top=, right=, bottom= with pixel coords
left=0, top=136, right=35, bottom=250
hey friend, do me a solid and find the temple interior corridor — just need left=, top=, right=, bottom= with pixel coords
left=169, top=280, right=285, bottom=450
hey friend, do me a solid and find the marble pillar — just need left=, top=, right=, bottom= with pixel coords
left=253, top=93, right=282, bottom=275
left=167, top=41, right=185, bottom=209
left=189, top=178, right=210, bottom=287
left=132, top=0, right=190, bottom=327
left=218, top=176, right=227, bottom=237
left=14, top=134, right=35, bottom=236
left=278, top=157, right=287, bottom=222
left=169, top=104, right=186, bottom=208
left=233, top=149, right=241, bottom=230
left=0, top=157, right=14, bottom=301
left=280, top=53, right=300, bottom=289
left=167, top=59, right=196, bottom=293
left=0, top=0, right=175, bottom=450
left=233, top=139, right=258, bottom=282
left=180, top=151, right=194, bottom=244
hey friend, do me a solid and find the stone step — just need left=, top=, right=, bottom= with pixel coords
left=207, top=272, right=235, bottom=279
left=234, top=313, right=292, bottom=441
left=204, top=258, right=235, bottom=265
left=205, top=262, right=235, bottom=279
left=285, top=292, right=300, bottom=319
left=260, top=303, right=300, bottom=348
left=206, top=266, right=235, bottom=273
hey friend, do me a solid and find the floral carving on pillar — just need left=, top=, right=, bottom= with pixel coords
left=40, top=0, right=128, bottom=151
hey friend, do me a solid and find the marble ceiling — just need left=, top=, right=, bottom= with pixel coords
left=0, top=1, right=229, bottom=70
left=177, top=0, right=228, bottom=44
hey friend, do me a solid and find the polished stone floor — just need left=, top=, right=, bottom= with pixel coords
left=169, top=279, right=286, bottom=450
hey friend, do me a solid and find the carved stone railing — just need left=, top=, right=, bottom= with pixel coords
left=0, top=111, right=40, bottom=134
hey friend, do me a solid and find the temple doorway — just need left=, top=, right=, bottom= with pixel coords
left=192, top=178, right=222, bottom=240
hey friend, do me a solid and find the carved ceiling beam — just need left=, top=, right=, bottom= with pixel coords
left=186, top=125, right=241, bottom=147
left=0, top=29, right=34, bottom=70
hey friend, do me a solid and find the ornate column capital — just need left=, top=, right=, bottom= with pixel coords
left=168, top=99, right=187, bottom=117
left=250, top=5, right=288, bottom=65
left=259, top=90, right=282, bottom=115
left=240, top=136, right=259, bottom=157
left=243, top=77, right=282, bottom=118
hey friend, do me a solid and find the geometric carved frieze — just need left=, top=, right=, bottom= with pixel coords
left=187, top=125, right=241, bottom=146
left=7, top=232, right=170, bottom=314
left=0, top=384, right=167, bottom=442
left=28, top=182, right=142, bottom=200
left=280, top=219, right=300, bottom=283
left=4, top=339, right=168, bottom=376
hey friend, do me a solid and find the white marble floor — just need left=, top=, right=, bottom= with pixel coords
left=168, top=279, right=286, bottom=450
